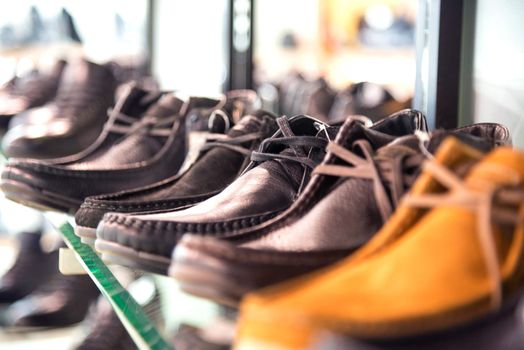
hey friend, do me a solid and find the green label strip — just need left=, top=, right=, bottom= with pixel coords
left=56, top=221, right=173, bottom=350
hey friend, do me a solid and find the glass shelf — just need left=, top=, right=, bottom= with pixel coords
left=45, top=213, right=173, bottom=350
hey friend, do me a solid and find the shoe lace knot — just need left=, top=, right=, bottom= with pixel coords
left=250, top=116, right=328, bottom=170
left=314, top=139, right=423, bottom=222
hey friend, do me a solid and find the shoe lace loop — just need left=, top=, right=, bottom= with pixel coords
left=107, top=110, right=178, bottom=137
left=201, top=132, right=265, bottom=157
left=314, top=140, right=422, bottom=222
left=250, top=117, right=328, bottom=169
left=401, top=160, right=524, bottom=310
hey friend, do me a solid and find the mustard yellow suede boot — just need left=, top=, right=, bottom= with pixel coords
left=235, top=138, right=524, bottom=349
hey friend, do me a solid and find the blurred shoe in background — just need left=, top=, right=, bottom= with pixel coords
left=0, top=59, right=66, bottom=130
left=2, top=58, right=117, bottom=159
left=74, top=274, right=162, bottom=350
left=296, top=77, right=336, bottom=122
left=173, top=323, right=233, bottom=350
left=184, top=89, right=260, bottom=134
left=0, top=273, right=99, bottom=329
left=274, top=73, right=410, bottom=124
left=74, top=298, right=136, bottom=350
left=1, top=84, right=187, bottom=213
left=328, top=81, right=407, bottom=123
left=0, top=231, right=57, bottom=305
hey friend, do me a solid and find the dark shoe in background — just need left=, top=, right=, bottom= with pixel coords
left=328, top=82, right=406, bottom=123
left=278, top=74, right=335, bottom=122
left=173, top=323, right=232, bottom=350
left=95, top=114, right=333, bottom=274
left=293, top=77, right=335, bottom=122
left=0, top=273, right=99, bottom=329
left=0, top=60, right=66, bottom=129
left=74, top=298, right=136, bottom=350
left=184, top=89, right=260, bottom=133
left=0, top=231, right=57, bottom=305
left=74, top=274, right=162, bottom=349
left=75, top=110, right=278, bottom=245
left=1, top=85, right=189, bottom=214
left=2, top=58, right=117, bottom=159
left=277, top=72, right=305, bottom=118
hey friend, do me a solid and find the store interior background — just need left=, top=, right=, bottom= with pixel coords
left=0, top=0, right=523, bottom=348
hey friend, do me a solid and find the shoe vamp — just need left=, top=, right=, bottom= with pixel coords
left=132, top=164, right=299, bottom=223
left=242, top=178, right=382, bottom=251
left=67, top=133, right=163, bottom=170
left=129, top=147, right=246, bottom=201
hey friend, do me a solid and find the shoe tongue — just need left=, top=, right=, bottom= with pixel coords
left=184, top=97, right=223, bottom=131
left=339, top=122, right=398, bottom=152
left=226, top=110, right=277, bottom=137
left=82, top=94, right=183, bottom=168
left=117, top=85, right=162, bottom=118
left=171, top=111, right=279, bottom=196
left=466, top=147, right=524, bottom=188
left=351, top=82, right=393, bottom=108
left=257, top=116, right=329, bottom=191
left=223, top=90, right=260, bottom=122
left=375, top=135, right=420, bottom=159
left=143, top=93, right=184, bottom=119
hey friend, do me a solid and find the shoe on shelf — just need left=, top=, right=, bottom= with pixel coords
left=170, top=119, right=510, bottom=306
left=2, top=58, right=117, bottom=159
left=95, top=114, right=334, bottom=275
left=74, top=297, right=136, bottom=350
left=0, top=273, right=99, bottom=329
left=0, top=59, right=66, bottom=129
left=0, top=84, right=196, bottom=214
left=292, top=77, right=336, bottom=122
left=234, top=138, right=524, bottom=349
left=74, top=109, right=278, bottom=245
left=0, top=231, right=57, bottom=305
left=277, top=72, right=305, bottom=117
left=185, top=89, right=260, bottom=133
left=328, top=82, right=406, bottom=123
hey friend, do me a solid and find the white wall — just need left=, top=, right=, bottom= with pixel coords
left=152, top=0, right=228, bottom=94
left=472, top=0, right=524, bottom=147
